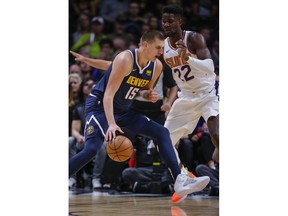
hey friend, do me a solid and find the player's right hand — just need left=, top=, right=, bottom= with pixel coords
left=70, top=51, right=85, bottom=62
left=105, top=123, right=124, bottom=142
left=175, top=39, right=188, bottom=60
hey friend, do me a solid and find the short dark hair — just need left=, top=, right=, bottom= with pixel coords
left=162, top=4, right=183, bottom=17
left=141, top=30, right=165, bottom=43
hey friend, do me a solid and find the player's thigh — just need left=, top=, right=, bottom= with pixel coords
left=202, top=94, right=219, bottom=122
left=165, top=99, right=201, bottom=143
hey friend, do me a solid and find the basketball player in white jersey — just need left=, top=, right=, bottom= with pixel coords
left=162, top=4, right=219, bottom=203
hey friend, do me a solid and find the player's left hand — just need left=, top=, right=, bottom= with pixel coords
left=176, top=40, right=188, bottom=60
left=148, top=89, right=158, bottom=103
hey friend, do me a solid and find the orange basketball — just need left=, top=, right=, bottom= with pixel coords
left=106, top=135, right=134, bottom=162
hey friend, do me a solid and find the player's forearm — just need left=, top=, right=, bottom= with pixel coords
left=166, top=85, right=178, bottom=105
left=103, top=95, right=116, bottom=125
left=83, top=58, right=111, bottom=70
left=186, top=57, right=214, bottom=74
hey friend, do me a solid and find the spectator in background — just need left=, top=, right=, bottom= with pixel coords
left=71, top=0, right=98, bottom=17
left=69, top=74, right=82, bottom=107
left=79, top=61, right=92, bottom=80
left=140, top=23, right=151, bottom=36
left=148, top=16, right=161, bottom=31
left=175, top=135, right=194, bottom=173
left=71, top=78, right=95, bottom=151
left=124, top=1, right=145, bottom=27
left=99, top=0, right=129, bottom=23
left=211, top=39, right=219, bottom=68
left=122, top=1, right=145, bottom=44
left=91, top=38, right=114, bottom=82
left=69, top=64, right=82, bottom=75
left=71, top=12, right=91, bottom=44
left=96, top=38, right=114, bottom=60
left=107, top=15, right=130, bottom=46
left=69, top=73, right=82, bottom=138
left=191, top=118, right=216, bottom=170
left=196, top=162, right=219, bottom=196
left=191, top=0, right=219, bottom=28
left=199, top=25, right=213, bottom=49
left=111, top=36, right=127, bottom=59
left=69, top=77, right=95, bottom=190
left=71, top=16, right=107, bottom=58
left=78, top=46, right=90, bottom=57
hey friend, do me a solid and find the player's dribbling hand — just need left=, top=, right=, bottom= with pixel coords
left=175, top=40, right=188, bottom=60
left=105, top=123, right=124, bottom=142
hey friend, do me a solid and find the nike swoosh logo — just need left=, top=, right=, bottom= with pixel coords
left=132, top=69, right=137, bottom=71
left=166, top=49, right=171, bottom=53
left=183, top=178, right=197, bottom=186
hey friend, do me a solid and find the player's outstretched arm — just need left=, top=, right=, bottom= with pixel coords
left=70, top=51, right=112, bottom=70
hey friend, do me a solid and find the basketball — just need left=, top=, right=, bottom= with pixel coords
left=106, top=135, right=134, bottom=162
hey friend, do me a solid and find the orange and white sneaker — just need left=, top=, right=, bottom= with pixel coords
left=171, top=170, right=199, bottom=203
left=171, top=169, right=210, bottom=203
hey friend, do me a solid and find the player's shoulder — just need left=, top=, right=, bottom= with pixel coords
left=155, top=58, right=163, bottom=67
left=187, top=30, right=204, bottom=41
left=115, top=49, right=133, bottom=63
left=154, top=58, right=163, bottom=72
left=186, top=30, right=206, bottom=48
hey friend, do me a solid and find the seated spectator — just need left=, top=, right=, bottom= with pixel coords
left=71, top=16, right=107, bottom=58
left=71, top=12, right=91, bottom=44
left=191, top=118, right=216, bottom=169
left=69, top=77, right=94, bottom=190
left=122, top=136, right=173, bottom=194
left=175, top=135, right=194, bottom=173
left=196, top=162, right=219, bottom=196
left=69, top=73, right=82, bottom=137
left=69, top=63, right=82, bottom=75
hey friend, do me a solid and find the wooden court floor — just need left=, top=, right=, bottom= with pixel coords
left=69, top=191, right=219, bottom=216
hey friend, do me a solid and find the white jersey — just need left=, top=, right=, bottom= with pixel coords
left=163, top=30, right=216, bottom=99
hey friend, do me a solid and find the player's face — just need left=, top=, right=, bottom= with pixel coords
left=162, top=13, right=182, bottom=37
left=147, top=38, right=164, bottom=61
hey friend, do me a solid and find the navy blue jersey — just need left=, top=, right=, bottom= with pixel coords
left=91, top=49, right=156, bottom=113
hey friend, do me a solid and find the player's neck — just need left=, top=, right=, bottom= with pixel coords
left=169, top=30, right=184, bottom=45
left=137, top=49, right=149, bottom=69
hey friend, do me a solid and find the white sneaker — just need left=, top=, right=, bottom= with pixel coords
left=174, top=174, right=210, bottom=197
left=92, top=178, right=102, bottom=189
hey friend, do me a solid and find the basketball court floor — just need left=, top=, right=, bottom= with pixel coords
left=69, top=189, right=219, bottom=216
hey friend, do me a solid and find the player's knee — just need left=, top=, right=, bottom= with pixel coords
left=161, top=127, right=170, bottom=136
left=195, top=164, right=208, bottom=176
left=84, top=143, right=98, bottom=156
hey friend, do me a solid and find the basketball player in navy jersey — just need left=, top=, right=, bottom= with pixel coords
left=69, top=30, right=210, bottom=198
